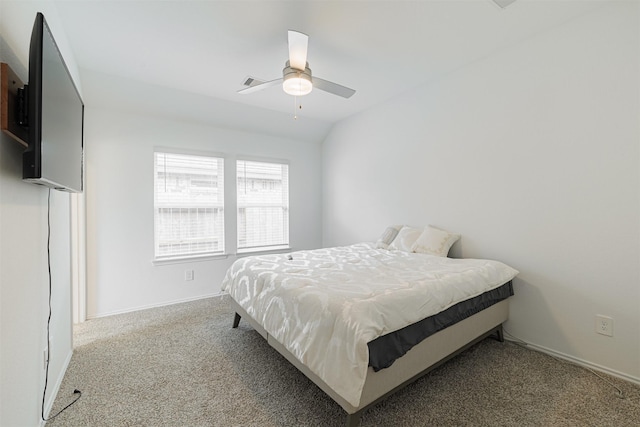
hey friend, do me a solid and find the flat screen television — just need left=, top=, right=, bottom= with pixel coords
left=23, top=12, right=84, bottom=193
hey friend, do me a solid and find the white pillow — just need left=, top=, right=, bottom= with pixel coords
left=412, top=225, right=460, bottom=257
left=375, top=225, right=402, bottom=249
left=388, top=226, right=423, bottom=252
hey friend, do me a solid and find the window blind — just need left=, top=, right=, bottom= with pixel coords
left=154, top=152, right=224, bottom=259
left=237, top=160, right=289, bottom=252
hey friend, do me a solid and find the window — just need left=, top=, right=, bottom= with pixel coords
left=154, top=152, right=224, bottom=259
left=237, top=160, right=289, bottom=252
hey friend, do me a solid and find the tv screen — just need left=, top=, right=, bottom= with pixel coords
left=23, top=12, right=84, bottom=193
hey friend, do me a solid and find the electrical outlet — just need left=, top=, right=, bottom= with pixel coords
left=184, top=270, right=194, bottom=281
left=595, top=315, right=613, bottom=337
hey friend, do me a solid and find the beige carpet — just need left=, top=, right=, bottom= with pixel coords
left=47, top=295, right=640, bottom=426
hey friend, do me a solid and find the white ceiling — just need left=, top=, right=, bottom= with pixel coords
left=51, top=0, right=608, bottom=141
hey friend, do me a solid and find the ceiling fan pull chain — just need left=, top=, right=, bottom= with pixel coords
left=294, top=95, right=298, bottom=120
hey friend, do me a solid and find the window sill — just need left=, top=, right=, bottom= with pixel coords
left=235, top=246, right=292, bottom=257
left=152, top=253, right=229, bottom=266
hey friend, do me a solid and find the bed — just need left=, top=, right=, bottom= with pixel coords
left=222, top=241, right=518, bottom=426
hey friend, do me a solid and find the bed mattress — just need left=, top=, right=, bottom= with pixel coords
left=368, top=280, right=514, bottom=371
left=221, top=242, right=518, bottom=407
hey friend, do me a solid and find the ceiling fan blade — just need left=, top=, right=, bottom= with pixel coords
left=288, top=30, right=308, bottom=71
left=237, top=78, right=283, bottom=94
left=312, top=77, right=356, bottom=98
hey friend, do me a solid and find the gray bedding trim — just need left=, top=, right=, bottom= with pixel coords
left=368, top=280, right=514, bottom=371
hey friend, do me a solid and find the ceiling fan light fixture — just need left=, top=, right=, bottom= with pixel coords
left=282, top=61, right=313, bottom=96
left=283, top=75, right=312, bottom=96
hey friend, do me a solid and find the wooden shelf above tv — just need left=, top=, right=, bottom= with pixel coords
left=1, top=62, right=28, bottom=147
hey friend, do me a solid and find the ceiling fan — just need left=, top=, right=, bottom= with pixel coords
left=238, top=30, right=356, bottom=99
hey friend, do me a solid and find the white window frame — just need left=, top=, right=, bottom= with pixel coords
left=236, top=158, right=290, bottom=254
left=153, top=151, right=225, bottom=261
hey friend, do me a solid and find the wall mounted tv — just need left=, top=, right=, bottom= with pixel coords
left=23, top=12, right=84, bottom=193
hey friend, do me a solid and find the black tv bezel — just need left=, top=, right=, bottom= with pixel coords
left=23, top=12, right=84, bottom=193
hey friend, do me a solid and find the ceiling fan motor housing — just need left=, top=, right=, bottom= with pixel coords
left=283, top=60, right=313, bottom=96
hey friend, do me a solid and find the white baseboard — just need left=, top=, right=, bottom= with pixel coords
left=506, top=338, right=640, bottom=386
left=41, top=348, right=73, bottom=426
left=86, top=293, right=225, bottom=320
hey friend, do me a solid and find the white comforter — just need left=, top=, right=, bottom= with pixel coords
left=221, top=243, right=518, bottom=407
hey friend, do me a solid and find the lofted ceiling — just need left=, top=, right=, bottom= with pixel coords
left=50, top=0, right=608, bottom=141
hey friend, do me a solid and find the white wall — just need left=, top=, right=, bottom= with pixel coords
left=85, top=105, right=323, bottom=318
left=323, top=2, right=640, bottom=382
left=1, top=2, right=78, bottom=425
